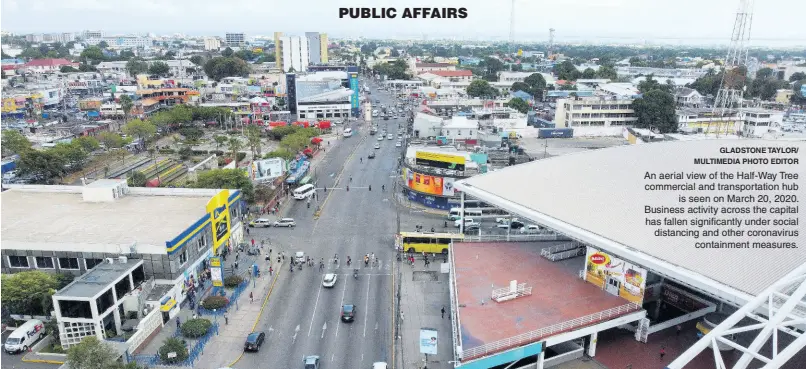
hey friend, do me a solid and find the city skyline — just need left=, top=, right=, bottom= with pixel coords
left=2, top=0, right=806, bottom=48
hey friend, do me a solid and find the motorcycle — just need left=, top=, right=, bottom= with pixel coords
left=353, top=269, right=359, bottom=279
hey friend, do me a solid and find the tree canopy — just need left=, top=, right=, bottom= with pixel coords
left=371, top=59, right=411, bottom=80
left=466, top=79, right=499, bottom=98
left=192, top=169, right=255, bottom=203
left=632, top=89, right=678, bottom=133
left=553, top=60, right=581, bottom=81
left=203, top=57, right=251, bottom=81
left=148, top=61, right=170, bottom=76
left=123, top=119, right=157, bottom=141
left=66, top=336, right=123, bottom=369
left=17, top=150, right=68, bottom=184
left=506, top=97, right=530, bottom=114
left=1, top=271, right=60, bottom=316
left=1, top=130, right=33, bottom=156
left=126, top=59, right=149, bottom=77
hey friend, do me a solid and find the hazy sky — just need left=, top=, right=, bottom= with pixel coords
left=2, top=0, right=805, bottom=47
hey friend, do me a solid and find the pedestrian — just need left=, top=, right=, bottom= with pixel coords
left=269, top=266, right=273, bottom=276
left=282, top=252, right=285, bottom=261
left=676, top=325, right=682, bottom=336
left=224, top=312, right=229, bottom=325
left=659, top=346, right=666, bottom=360
left=441, top=307, right=445, bottom=319
left=251, top=238, right=255, bottom=246
left=176, top=317, right=181, bottom=329
left=246, top=227, right=250, bottom=235
left=250, top=291, right=254, bottom=303
left=369, top=185, right=372, bottom=191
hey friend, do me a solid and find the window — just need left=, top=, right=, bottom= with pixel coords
left=197, top=234, right=207, bottom=251
left=35, top=257, right=55, bottom=269
left=179, top=250, right=188, bottom=265
left=85, top=258, right=104, bottom=270
left=8, top=255, right=29, bottom=268
left=59, top=257, right=80, bottom=270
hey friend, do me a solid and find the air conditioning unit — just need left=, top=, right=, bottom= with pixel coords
left=118, top=256, right=128, bottom=264
left=105, top=257, right=115, bottom=264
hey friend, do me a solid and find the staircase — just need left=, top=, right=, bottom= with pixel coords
left=541, top=242, right=586, bottom=262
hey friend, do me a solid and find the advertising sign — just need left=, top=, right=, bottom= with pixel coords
left=407, top=190, right=450, bottom=210
left=442, top=177, right=456, bottom=197
left=419, top=328, right=438, bottom=355
left=206, top=189, right=232, bottom=255
left=350, top=72, right=360, bottom=114
left=584, top=246, right=647, bottom=304
left=406, top=168, right=444, bottom=196
left=209, top=257, right=224, bottom=287
left=250, top=158, right=286, bottom=182
left=415, top=151, right=466, bottom=171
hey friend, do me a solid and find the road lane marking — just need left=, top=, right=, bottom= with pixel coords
left=364, top=273, right=371, bottom=337
left=308, top=284, right=324, bottom=336
left=321, top=323, right=327, bottom=339
left=335, top=277, right=348, bottom=338
left=293, top=325, right=300, bottom=343
left=332, top=354, right=335, bottom=362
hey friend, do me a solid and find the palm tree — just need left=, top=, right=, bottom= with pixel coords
left=227, top=137, right=244, bottom=168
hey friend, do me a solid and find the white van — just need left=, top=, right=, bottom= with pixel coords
left=343, top=128, right=353, bottom=137
left=293, top=184, right=316, bottom=200
left=448, top=208, right=483, bottom=220
left=4, top=319, right=45, bottom=354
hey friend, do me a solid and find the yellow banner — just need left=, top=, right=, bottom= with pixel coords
left=415, top=151, right=465, bottom=166
left=206, top=190, right=231, bottom=255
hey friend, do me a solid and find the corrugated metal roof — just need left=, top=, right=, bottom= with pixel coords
left=457, top=139, right=806, bottom=296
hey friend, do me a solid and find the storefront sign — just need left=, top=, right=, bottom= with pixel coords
left=415, top=151, right=466, bottom=171
left=584, top=246, right=647, bottom=305
left=406, top=169, right=444, bottom=196
left=419, top=328, right=438, bottom=355
left=210, top=257, right=224, bottom=287
left=206, top=190, right=232, bottom=255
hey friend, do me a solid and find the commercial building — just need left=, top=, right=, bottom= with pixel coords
left=553, top=96, right=637, bottom=128
left=86, top=35, right=152, bottom=49
left=274, top=32, right=285, bottom=72
left=292, top=70, right=357, bottom=120
left=498, top=71, right=556, bottom=86
left=23, top=58, right=79, bottom=73
left=225, top=33, right=246, bottom=47
left=279, top=35, right=310, bottom=73
left=1, top=181, right=245, bottom=343
left=400, top=146, right=482, bottom=210
left=675, top=107, right=785, bottom=136
left=411, top=62, right=456, bottom=74
left=204, top=37, right=222, bottom=51
left=96, top=59, right=195, bottom=77
left=305, top=32, right=329, bottom=65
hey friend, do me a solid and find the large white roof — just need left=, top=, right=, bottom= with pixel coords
left=455, top=139, right=806, bottom=300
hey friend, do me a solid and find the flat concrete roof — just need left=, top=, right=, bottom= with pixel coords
left=456, top=140, right=806, bottom=297
left=55, top=259, right=142, bottom=298
left=1, top=189, right=211, bottom=250
left=454, top=242, right=639, bottom=359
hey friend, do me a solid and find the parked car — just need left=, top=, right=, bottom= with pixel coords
left=374, top=143, right=381, bottom=149
left=454, top=218, right=478, bottom=228
left=387, top=134, right=393, bottom=140
left=244, top=332, right=265, bottom=352
left=395, top=141, right=402, bottom=147
left=323, top=273, right=338, bottom=288
left=520, top=224, right=542, bottom=234
left=377, top=136, right=384, bottom=141
left=373, top=363, right=389, bottom=369
left=368, top=152, right=376, bottom=159
left=341, top=304, right=356, bottom=322
left=274, top=218, right=296, bottom=227
left=249, top=218, right=272, bottom=228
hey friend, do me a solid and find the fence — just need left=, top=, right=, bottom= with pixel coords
left=197, top=280, right=249, bottom=316
left=129, top=322, right=219, bottom=367
left=461, top=233, right=570, bottom=243
left=543, top=247, right=586, bottom=262
left=460, top=303, right=642, bottom=360
left=539, top=242, right=581, bottom=256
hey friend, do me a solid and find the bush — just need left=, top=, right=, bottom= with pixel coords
left=201, top=295, right=228, bottom=310
left=159, top=337, right=189, bottom=364
left=211, top=150, right=224, bottom=156
left=224, top=275, right=244, bottom=288
left=159, top=149, right=176, bottom=154
left=180, top=318, right=212, bottom=338
left=236, top=152, right=246, bottom=162
left=227, top=130, right=240, bottom=135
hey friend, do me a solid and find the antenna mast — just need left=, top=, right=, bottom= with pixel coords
left=706, top=0, right=754, bottom=137
left=548, top=28, right=556, bottom=60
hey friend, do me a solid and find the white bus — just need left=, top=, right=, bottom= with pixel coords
left=343, top=128, right=353, bottom=137
left=293, top=184, right=316, bottom=200
left=448, top=208, right=483, bottom=220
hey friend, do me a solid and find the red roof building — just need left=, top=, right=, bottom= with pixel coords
left=24, top=58, right=79, bottom=73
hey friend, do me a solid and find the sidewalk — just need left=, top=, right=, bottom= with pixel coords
left=396, top=260, right=454, bottom=369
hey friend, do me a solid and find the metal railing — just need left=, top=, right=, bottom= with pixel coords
left=129, top=322, right=219, bottom=367
left=460, top=303, right=642, bottom=360
left=491, top=283, right=533, bottom=302
left=198, top=280, right=249, bottom=316
left=543, top=248, right=586, bottom=262
left=540, top=242, right=580, bottom=256
left=462, top=233, right=568, bottom=242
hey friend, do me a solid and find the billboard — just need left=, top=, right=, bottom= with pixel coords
left=584, top=246, right=647, bottom=305
left=206, top=189, right=232, bottom=255
left=350, top=72, right=360, bottom=115
left=405, top=168, right=444, bottom=196
left=419, top=328, right=438, bottom=355
left=209, top=257, right=224, bottom=287
left=415, top=151, right=465, bottom=171
left=250, top=158, right=286, bottom=181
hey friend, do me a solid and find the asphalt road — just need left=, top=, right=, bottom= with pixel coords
left=238, top=81, right=406, bottom=369
left=0, top=331, right=57, bottom=369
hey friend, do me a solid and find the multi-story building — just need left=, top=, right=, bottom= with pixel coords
left=280, top=36, right=310, bottom=73
left=83, top=30, right=104, bottom=40
left=412, top=62, right=456, bottom=74
left=674, top=87, right=705, bottom=108
left=225, top=33, right=245, bottom=47
left=96, top=59, right=195, bottom=77
left=419, top=70, right=474, bottom=83
left=274, top=32, right=285, bottom=72
left=204, top=37, right=222, bottom=51
left=675, top=107, right=783, bottom=136
left=136, top=88, right=198, bottom=109
left=497, top=71, right=557, bottom=87
left=25, top=33, right=75, bottom=43
left=293, top=71, right=355, bottom=120
left=86, top=35, right=152, bottom=49
left=305, top=32, right=329, bottom=65
left=554, top=96, right=637, bottom=128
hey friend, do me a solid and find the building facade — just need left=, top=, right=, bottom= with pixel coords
left=280, top=36, right=310, bottom=73
left=204, top=37, right=222, bottom=51
left=305, top=32, right=329, bottom=65
left=554, top=96, right=637, bottom=128
left=225, top=33, right=246, bottom=47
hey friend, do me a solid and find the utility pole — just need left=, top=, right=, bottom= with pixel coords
left=548, top=28, right=555, bottom=60
left=508, top=0, right=515, bottom=72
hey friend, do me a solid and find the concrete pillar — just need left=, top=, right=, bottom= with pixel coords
left=113, top=308, right=123, bottom=335
left=587, top=331, right=598, bottom=357
left=536, top=350, right=546, bottom=369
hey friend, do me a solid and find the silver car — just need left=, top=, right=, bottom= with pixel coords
left=274, top=218, right=296, bottom=227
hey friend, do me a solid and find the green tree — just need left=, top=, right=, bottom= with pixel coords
left=67, top=336, right=121, bottom=369
left=466, top=79, right=498, bottom=98
left=244, top=125, right=263, bottom=158
left=128, top=171, right=147, bottom=187
left=203, top=57, right=251, bottom=81
left=118, top=50, right=135, bottom=59
left=221, top=47, right=234, bottom=57
left=123, top=119, right=157, bottom=142
left=596, top=65, right=618, bottom=80
left=227, top=137, right=244, bottom=167
left=51, top=142, right=89, bottom=171
left=554, top=60, right=580, bottom=81
left=390, top=49, right=400, bottom=57
left=126, top=59, right=149, bottom=77
left=0, top=271, right=59, bottom=315
left=159, top=337, right=189, bottom=364
left=638, top=74, right=672, bottom=93
left=506, top=97, right=530, bottom=114
left=98, top=41, right=109, bottom=48
left=98, top=132, right=125, bottom=151
left=190, top=55, right=204, bottom=65
left=789, top=72, right=806, bottom=82
left=80, top=46, right=105, bottom=62
left=632, top=90, right=677, bottom=133
left=1, top=130, right=33, bottom=156
left=193, top=168, right=255, bottom=203
left=523, top=73, right=548, bottom=98
left=581, top=68, right=597, bottom=79
left=755, top=67, right=774, bottom=80
left=234, top=49, right=255, bottom=61
left=17, top=150, right=67, bottom=183
left=511, top=81, right=531, bottom=93
left=178, top=127, right=204, bottom=141
left=74, top=136, right=101, bottom=153
left=79, top=63, right=98, bottom=72
left=60, top=65, right=79, bottom=73
left=213, top=135, right=229, bottom=150
left=119, top=95, right=134, bottom=120
left=148, top=61, right=170, bottom=76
